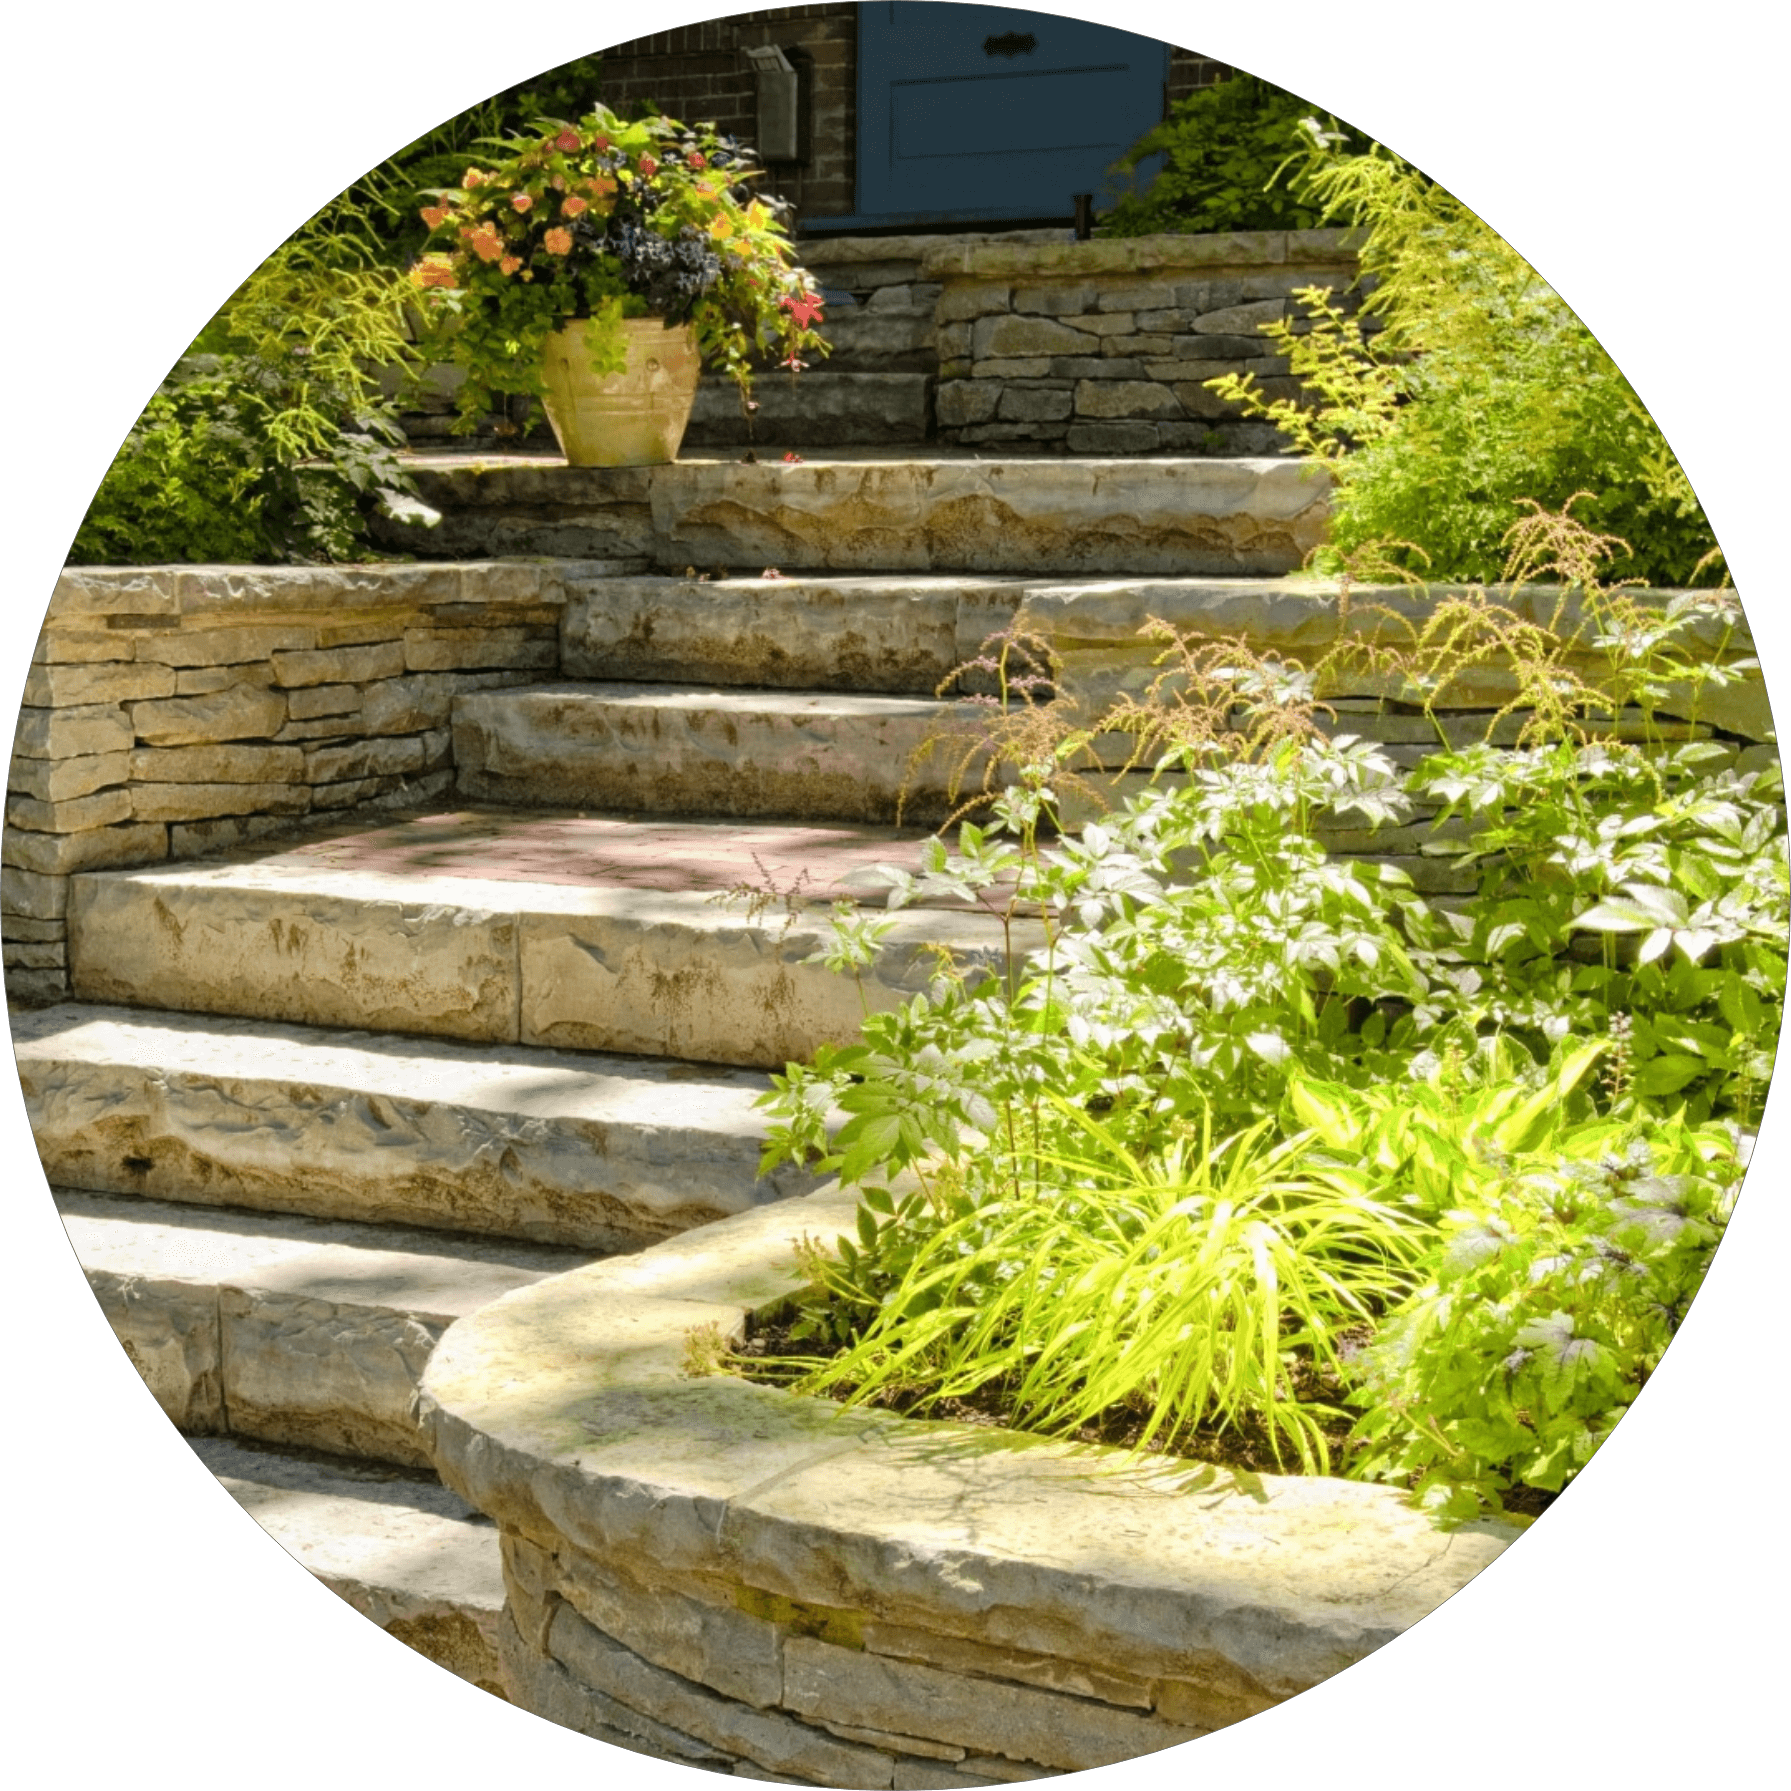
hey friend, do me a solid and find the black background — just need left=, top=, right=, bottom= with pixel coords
left=17, top=10, right=1776, bottom=1762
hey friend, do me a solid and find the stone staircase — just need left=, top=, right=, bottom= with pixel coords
left=21, top=440, right=1764, bottom=1756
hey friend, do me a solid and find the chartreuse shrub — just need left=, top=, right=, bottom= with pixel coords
left=1099, top=72, right=1367, bottom=237
left=71, top=201, right=429, bottom=565
left=1204, top=128, right=1720, bottom=586
left=740, top=518, right=1780, bottom=1522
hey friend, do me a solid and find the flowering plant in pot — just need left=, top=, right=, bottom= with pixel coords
left=410, top=104, right=826, bottom=464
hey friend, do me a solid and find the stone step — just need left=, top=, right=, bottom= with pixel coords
left=189, top=1435, right=509, bottom=1697
left=17, top=1003, right=820, bottom=1250
left=560, top=573, right=1023, bottom=694
left=452, top=682, right=994, bottom=825
left=62, top=808, right=1026, bottom=1070
left=383, top=453, right=1329, bottom=575
left=56, top=1187, right=590, bottom=1464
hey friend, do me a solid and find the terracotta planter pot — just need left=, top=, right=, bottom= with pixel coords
left=538, top=316, right=702, bottom=466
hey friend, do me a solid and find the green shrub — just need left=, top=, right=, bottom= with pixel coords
left=1206, top=134, right=1720, bottom=585
left=1100, top=74, right=1366, bottom=237
left=70, top=208, right=428, bottom=565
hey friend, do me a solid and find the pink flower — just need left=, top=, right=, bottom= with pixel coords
left=511, top=193, right=533, bottom=213
left=637, top=155, right=658, bottom=179
left=687, top=151, right=706, bottom=168
left=779, top=292, right=824, bottom=331
left=554, top=128, right=581, bottom=152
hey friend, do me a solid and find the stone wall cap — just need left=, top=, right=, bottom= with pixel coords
left=420, top=1181, right=1519, bottom=1699
left=920, top=229, right=1364, bottom=281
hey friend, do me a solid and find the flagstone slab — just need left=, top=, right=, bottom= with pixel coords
left=18, top=1004, right=818, bottom=1247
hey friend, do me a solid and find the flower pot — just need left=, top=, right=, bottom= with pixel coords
left=538, top=317, right=702, bottom=466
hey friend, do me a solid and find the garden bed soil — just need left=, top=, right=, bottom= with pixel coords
left=734, top=1309, right=1559, bottom=1520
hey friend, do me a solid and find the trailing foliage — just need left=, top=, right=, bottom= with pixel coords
left=734, top=515, right=1779, bottom=1521
left=1100, top=73, right=1368, bottom=237
left=1206, top=130, right=1720, bottom=585
left=71, top=200, right=428, bottom=565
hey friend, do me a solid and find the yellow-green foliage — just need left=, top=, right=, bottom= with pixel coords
left=1209, top=133, right=1720, bottom=585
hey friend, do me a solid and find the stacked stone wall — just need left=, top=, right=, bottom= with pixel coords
left=4, top=562, right=591, bottom=1006
left=924, top=229, right=1368, bottom=455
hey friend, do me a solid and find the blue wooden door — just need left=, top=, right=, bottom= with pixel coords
left=855, top=3, right=1169, bottom=227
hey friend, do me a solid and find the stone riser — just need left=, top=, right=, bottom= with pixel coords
left=560, top=575, right=1022, bottom=694
left=64, top=863, right=1026, bottom=1072
left=452, top=684, right=989, bottom=826
left=19, top=1004, right=818, bottom=1250
left=385, top=456, right=1331, bottom=575
left=59, top=1188, right=588, bottom=1465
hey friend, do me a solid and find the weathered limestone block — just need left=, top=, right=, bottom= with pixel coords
left=998, top=388, right=1074, bottom=423
left=305, top=734, right=429, bottom=785
left=31, top=629, right=131, bottom=665
left=78, top=1268, right=224, bottom=1432
left=23, top=661, right=177, bottom=707
left=271, top=641, right=408, bottom=687
left=17, top=1003, right=815, bottom=1247
left=1074, top=380, right=1186, bottom=419
left=452, top=684, right=973, bottom=825
left=861, top=1620, right=1153, bottom=1712
left=67, top=863, right=521, bottom=1042
left=1010, top=282, right=1097, bottom=316
left=970, top=356, right=1052, bottom=379
left=1103, top=332, right=1176, bottom=357
left=1190, top=299, right=1289, bottom=335
left=3, top=939, right=65, bottom=968
left=129, top=782, right=312, bottom=824
left=781, top=1638, right=1200, bottom=1773
left=560, top=575, right=1001, bottom=693
left=172, top=662, right=280, bottom=696
left=549, top=1603, right=899, bottom=1786
left=131, top=684, right=288, bottom=747
left=12, top=703, right=134, bottom=760
left=499, top=1612, right=738, bottom=1767
left=3, top=820, right=168, bottom=877
left=286, top=684, right=363, bottom=721
left=7, top=750, right=131, bottom=803
left=135, top=624, right=317, bottom=667
left=972, top=315, right=1095, bottom=358
left=129, top=744, right=306, bottom=783
left=516, top=888, right=1028, bottom=1071
left=169, top=812, right=315, bottom=859
left=2, top=865, right=70, bottom=919
left=936, top=281, right=1012, bottom=322
left=404, top=627, right=558, bottom=673
left=935, top=382, right=1000, bottom=428
left=6, top=787, right=133, bottom=833
left=1066, top=423, right=1160, bottom=453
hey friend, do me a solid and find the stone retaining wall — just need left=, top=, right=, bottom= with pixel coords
left=923, top=230, right=1367, bottom=455
left=419, top=1184, right=1518, bottom=1782
left=4, top=561, right=600, bottom=1006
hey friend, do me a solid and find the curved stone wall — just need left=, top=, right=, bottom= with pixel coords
left=419, top=1185, right=1518, bottom=1782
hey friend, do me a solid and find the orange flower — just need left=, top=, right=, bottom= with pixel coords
left=593, top=134, right=611, bottom=151
left=687, top=151, right=706, bottom=168
left=708, top=215, right=732, bottom=240
left=589, top=177, right=616, bottom=198
left=542, top=228, right=572, bottom=256
left=561, top=195, right=588, bottom=217
left=637, top=154, right=658, bottom=179
left=409, top=259, right=456, bottom=289
left=468, top=225, right=504, bottom=263
left=511, top=193, right=533, bottom=213
left=463, top=168, right=485, bottom=188
left=499, top=254, right=522, bottom=275
left=418, top=204, right=448, bottom=230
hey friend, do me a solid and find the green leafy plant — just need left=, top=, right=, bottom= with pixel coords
left=410, top=105, right=826, bottom=428
left=1205, top=129, right=1720, bottom=585
left=71, top=194, right=429, bottom=565
left=1100, top=73, right=1367, bottom=237
left=773, top=1106, right=1430, bottom=1474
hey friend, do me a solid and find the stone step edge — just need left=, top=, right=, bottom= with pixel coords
left=17, top=999, right=820, bottom=1249
left=189, top=1433, right=509, bottom=1698
left=58, top=1185, right=594, bottom=1467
